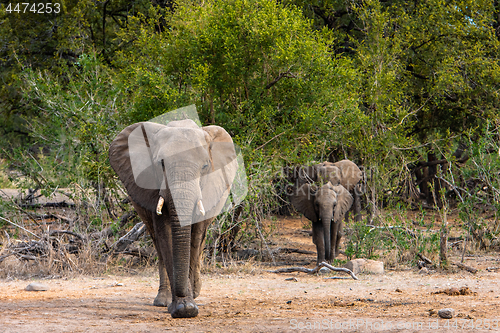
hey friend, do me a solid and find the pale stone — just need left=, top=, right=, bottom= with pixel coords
left=25, top=282, right=48, bottom=291
left=344, top=258, right=384, bottom=275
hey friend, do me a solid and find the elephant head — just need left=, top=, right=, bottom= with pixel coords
left=109, top=119, right=238, bottom=318
left=319, top=160, right=363, bottom=192
left=109, top=120, right=237, bottom=225
left=289, top=182, right=353, bottom=262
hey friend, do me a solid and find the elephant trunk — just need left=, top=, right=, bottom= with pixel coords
left=164, top=169, right=201, bottom=298
left=322, top=217, right=332, bottom=262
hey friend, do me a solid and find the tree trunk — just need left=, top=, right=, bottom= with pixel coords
left=440, top=212, right=448, bottom=268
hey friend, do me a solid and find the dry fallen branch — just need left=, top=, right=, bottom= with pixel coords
left=269, top=261, right=358, bottom=280
left=0, top=216, right=41, bottom=239
left=280, top=248, right=315, bottom=255
left=119, top=248, right=153, bottom=258
left=110, top=222, right=146, bottom=253
left=417, top=253, right=433, bottom=266
left=49, top=230, right=85, bottom=241
left=324, top=276, right=352, bottom=280
left=20, top=201, right=76, bottom=208
left=30, top=213, right=73, bottom=224
left=0, top=252, right=16, bottom=263
left=270, top=247, right=315, bottom=255
left=452, top=262, right=478, bottom=274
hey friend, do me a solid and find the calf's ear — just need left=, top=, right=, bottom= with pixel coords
left=332, top=185, right=353, bottom=223
left=289, top=184, right=318, bottom=222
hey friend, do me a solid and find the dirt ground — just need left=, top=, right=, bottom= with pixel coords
left=1, top=216, right=500, bottom=332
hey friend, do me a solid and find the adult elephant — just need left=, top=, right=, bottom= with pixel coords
left=289, top=182, right=353, bottom=263
left=109, top=119, right=238, bottom=318
left=290, top=159, right=363, bottom=220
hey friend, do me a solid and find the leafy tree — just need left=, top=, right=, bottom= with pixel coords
left=117, top=0, right=360, bottom=165
left=288, top=0, right=500, bottom=142
left=15, top=54, right=124, bottom=211
left=0, top=0, right=157, bottom=152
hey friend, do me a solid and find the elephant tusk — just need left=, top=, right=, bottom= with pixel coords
left=197, top=200, right=205, bottom=216
left=156, top=197, right=164, bottom=215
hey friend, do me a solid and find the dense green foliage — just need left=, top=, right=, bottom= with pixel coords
left=1, top=0, right=500, bottom=258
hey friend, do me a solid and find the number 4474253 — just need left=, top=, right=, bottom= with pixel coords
left=6, top=3, right=61, bottom=14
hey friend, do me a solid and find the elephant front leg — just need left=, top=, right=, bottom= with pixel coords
left=166, top=221, right=198, bottom=318
left=312, top=222, right=326, bottom=264
left=189, top=219, right=210, bottom=299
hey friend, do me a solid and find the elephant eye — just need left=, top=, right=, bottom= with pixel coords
left=202, top=162, right=209, bottom=170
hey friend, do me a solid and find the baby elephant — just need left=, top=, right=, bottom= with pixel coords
left=289, top=182, right=353, bottom=263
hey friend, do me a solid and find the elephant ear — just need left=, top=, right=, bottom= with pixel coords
left=200, top=125, right=238, bottom=218
left=109, top=122, right=166, bottom=212
left=332, top=184, right=353, bottom=223
left=289, top=184, right=318, bottom=223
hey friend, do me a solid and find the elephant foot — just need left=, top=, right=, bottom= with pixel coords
left=168, top=296, right=198, bottom=318
left=153, top=288, right=172, bottom=307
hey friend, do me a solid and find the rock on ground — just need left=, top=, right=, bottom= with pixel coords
left=344, top=258, right=384, bottom=275
left=438, top=308, right=455, bottom=319
left=25, top=282, right=49, bottom=291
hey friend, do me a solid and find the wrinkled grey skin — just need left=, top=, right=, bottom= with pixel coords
left=317, top=160, right=363, bottom=192
left=289, top=182, right=353, bottom=263
left=109, top=119, right=237, bottom=318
